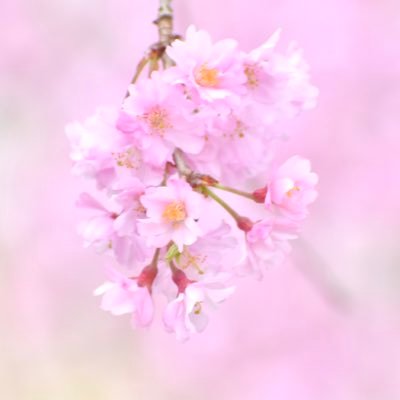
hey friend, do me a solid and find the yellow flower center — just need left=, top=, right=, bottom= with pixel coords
left=195, top=64, right=220, bottom=87
left=244, top=64, right=259, bottom=88
left=144, top=107, right=171, bottom=135
left=286, top=186, right=300, bottom=198
left=162, top=201, right=187, bottom=223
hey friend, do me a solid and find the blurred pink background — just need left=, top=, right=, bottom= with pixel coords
left=2, top=0, right=400, bottom=398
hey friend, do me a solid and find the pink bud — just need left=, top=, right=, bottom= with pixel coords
left=237, top=216, right=254, bottom=232
left=252, top=187, right=268, bottom=203
left=137, top=264, right=158, bottom=291
left=172, top=268, right=193, bottom=293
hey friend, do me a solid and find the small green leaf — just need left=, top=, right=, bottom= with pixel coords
left=165, top=243, right=180, bottom=261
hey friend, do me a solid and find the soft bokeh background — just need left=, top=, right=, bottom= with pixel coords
left=2, top=0, right=400, bottom=398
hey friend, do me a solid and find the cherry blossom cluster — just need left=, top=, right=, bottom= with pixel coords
left=67, top=26, right=318, bottom=341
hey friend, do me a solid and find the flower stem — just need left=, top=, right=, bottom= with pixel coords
left=212, top=183, right=255, bottom=201
left=157, top=0, right=173, bottom=20
left=124, top=56, right=149, bottom=98
left=173, top=149, right=192, bottom=177
left=151, top=248, right=161, bottom=266
left=155, top=0, right=174, bottom=68
left=201, top=186, right=240, bottom=221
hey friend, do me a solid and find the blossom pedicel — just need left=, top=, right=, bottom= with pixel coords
left=67, top=3, right=318, bottom=341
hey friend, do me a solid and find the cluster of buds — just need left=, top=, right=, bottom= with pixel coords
left=67, top=21, right=318, bottom=341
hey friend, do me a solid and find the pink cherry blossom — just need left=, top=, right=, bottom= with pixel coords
left=265, top=156, right=318, bottom=219
left=68, top=21, right=319, bottom=340
left=77, top=192, right=151, bottom=269
left=203, top=110, right=274, bottom=183
left=122, top=71, right=205, bottom=167
left=242, top=29, right=282, bottom=101
left=94, top=268, right=154, bottom=328
left=163, top=274, right=235, bottom=341
left=138, top=176, right=204, bottom=251
left=66, top=107, right=163, bottom=189
left=66, top=107, right=127, bottom=189
left=113, top=210, right=153, bottom=270
left=76, top=192, right=118, bottom=253
left=167, top=25, right=246, bottom=103
left=242, top=34, right=318, bottom=124
left=243, top=217, right=299, bottom=278
left=173, top=223, right=239, bottom=279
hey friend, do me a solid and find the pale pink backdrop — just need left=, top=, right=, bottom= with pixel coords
left=2, top=0, right=400, bottom=399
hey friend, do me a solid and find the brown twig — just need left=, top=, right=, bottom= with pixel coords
left=154, top=0, right=175, bottom=67
left=124, top=0, right=177, bottom=99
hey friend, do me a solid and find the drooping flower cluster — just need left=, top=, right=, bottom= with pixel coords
left=67, top=26, right=318, bottom=341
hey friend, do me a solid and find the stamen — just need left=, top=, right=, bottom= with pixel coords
left=193, top=302, right=202, bottom=315
left=143, top=106, right=172, bottom=135
left=162, top=201, right=187, bottom=223
left=195, top=64, right=220, bottom=87
left=286, top=186, right=301, bottom=198
left=244, top=64, right=259, bottom=88
left=235, top=120, right=245, bottom=138
left=223, top=119, right=246, bottom=140
left=179, top=248, right=206, bottom=274
left=112, top=147, right=141, bottom=169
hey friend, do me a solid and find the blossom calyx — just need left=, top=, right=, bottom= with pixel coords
left=171, top=266, right=193, bottom=293
left=237, top=216, right=254, bottom=232
left=252, top=186, right=268, bottom=203
left=136, top=263, right=158, bottom=292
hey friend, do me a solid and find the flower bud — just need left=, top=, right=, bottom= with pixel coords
left=237, top=216, right=254, bottom=232
left=172, top=267, right=193, bottom=293
left=137, top=264, right=158, bottom=290
left=252, top=187, right=268, bottom=203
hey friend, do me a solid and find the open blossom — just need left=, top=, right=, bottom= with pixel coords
left=94, top=268, right=154, bottom=328
left=242, top=29, right=282, bottom=101
left=68, top=22, right=318, bottom=340
left=66, top=107, right=128, bottom=189
left=242, top=31, right=318, bottom=124
left=77, top=192, right=151, bottom=269
left=138, top=176, right=204, bottom=251
left=163, top=273, right=235, bottom=341
left=76, top=192, right=119, bottom=252
left=122, top=72, right=205, bottom=167
left=265, top=156, right=318, bottom=219
left=202, top=110, right=274, bottom=183
left=167, top=25, right=246, bottom=103
left=244, top=217, right=299, bottom=278
left=173, top=223, right=239, bottom=279
left=66, top=107, right=163, bottom=189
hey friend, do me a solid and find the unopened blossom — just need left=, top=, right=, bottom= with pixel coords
left=138, top=176, right=204, bottom=251
left=167, top=25, right=246, bottom=103
left=94, top=268, right=154, bottom=328
left=265, top=156, right=318, bottom=219
left=163, top=273, right=235, bottom=341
